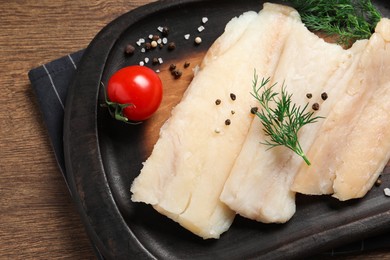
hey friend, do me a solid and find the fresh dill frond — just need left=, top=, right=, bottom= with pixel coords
left=286, top=0, right=382, bottom=45
left=251, top=73, right=323, bottom=165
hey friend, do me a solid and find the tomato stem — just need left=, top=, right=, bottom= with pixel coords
left=100, top=82, right=142, bottom=125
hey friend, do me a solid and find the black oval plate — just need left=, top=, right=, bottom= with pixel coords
left=64, top=0, right=390, bottom=259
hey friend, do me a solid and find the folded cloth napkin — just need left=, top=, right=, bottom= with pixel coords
left=28, top=50, right=105, bottom=259
left=28, top=52, right=390, bottom=258
left=29, top=50, right=84, bottom=190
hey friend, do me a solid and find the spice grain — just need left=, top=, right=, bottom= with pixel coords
left=312, top=103, right=320, bottom=111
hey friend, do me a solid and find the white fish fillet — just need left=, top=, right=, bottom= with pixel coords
left=220, top=13, right=363, bottom=223
left=292, top=19, right=390, bottom=200
left=131, top=3, right=300, bottom=239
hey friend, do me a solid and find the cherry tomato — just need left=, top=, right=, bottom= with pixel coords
left=107, top=65, right=163, bottom=122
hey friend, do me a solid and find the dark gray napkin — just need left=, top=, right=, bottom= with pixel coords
left=28, top=52, right=390, bottom=258
left=28, top=50, right=84, bottom=188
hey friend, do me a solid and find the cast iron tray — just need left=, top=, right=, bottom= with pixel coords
left=64, top=0, right=390, bottom=259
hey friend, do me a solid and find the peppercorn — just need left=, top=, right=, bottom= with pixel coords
left=168, top=42, right=176, bottom=50
left=124, top=44, right=135, bottom=55
left=152, top=35, right=160, bottom=41
left=230, top=93, right=236, bottom=101
left=173, top=70, right=182, bottom=79
left=195, top=36, right=202, bottom=45
left=169, top=64, right=176, bottom=71
left=306, top=93, right=312, bottom=99
left=162, top=26, right=169, bottom=36
left=225, top=119, right=231, bottom=126
left=321, top=92, right=328, bottom=100
left=151, top=41, right=158, bottom=48
left=152, top=57, right=159, bottom=65
left=375, top=179, right=382, bottom=187
left=184, top=62, right=190, bottom=68
left=231, top=110, right=235, bottom=115
left=312, top=103, right=320, bottom=111
left=250, top=107, right=258, bottom=114
left=215, top=99, right=221, bottom=105
left=145, top=42, right=152, bottom=50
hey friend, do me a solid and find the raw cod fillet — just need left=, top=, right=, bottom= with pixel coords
left=292, top=18, right=390, bottom=200
left=131, top=1, right=390, bottom=238
left=220, top=12, right=366, bottom=223
left=131, top=3, right=300, bottom=239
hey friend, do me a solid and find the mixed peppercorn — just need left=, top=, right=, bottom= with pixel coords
left=213, top=93, right=238, bottom=133
left=249, top=90, right=328, bottom=120
left=122, top=17, right=209, bottom=78
left=306, top=91, right=328, bottom=111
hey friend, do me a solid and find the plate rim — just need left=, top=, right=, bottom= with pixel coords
left=63, top=1, right=205, bottom=258
left=63, top=0, right=390, bottom=259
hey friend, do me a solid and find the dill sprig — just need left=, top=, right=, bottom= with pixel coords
left=287, top=0, right=382, bottom=45
left=251, top=74, right=323, bottom=165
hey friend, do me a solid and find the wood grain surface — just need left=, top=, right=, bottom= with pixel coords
left=0, top=1, right=389, bottom=259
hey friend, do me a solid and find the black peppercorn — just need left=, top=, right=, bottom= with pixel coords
left=145, top=42, right=152, bottom=50
left=173, top=70, right=182, bottom=79
left=250, top=107, right=258, bottom=114
left=321, top=92, right=328, bottom=100
left=225, top=119, right=231, bottom=126
left=168, top=42, right=176, bottom=50
left=312, top=103, right=320, bottom=111
left=184, top=62, right=190, bottom=68
left=152, top=57, right=159, bottom=65
left=230, top=93, right=236, bottom=101
left=306, top=93, right=312, bottom=99
left=162, top=26, right=169, bottom=36
left=124, top=44, right=135, bottom=55
left=169, top=64, right=176, bottom=71
left=215, top=99, right=221, bottom=105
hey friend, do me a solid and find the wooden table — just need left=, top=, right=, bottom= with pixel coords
left=0, top=1, right=389, bottom=259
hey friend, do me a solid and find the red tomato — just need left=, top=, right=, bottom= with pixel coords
left=107, top=65, right=163, bottom=122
